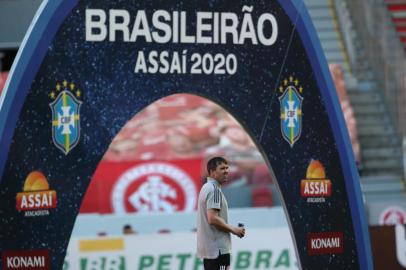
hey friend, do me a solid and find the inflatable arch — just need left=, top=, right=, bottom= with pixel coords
left=0, top=0, right=373, bottom=269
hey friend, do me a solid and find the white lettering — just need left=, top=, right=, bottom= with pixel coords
left=221, top=13, right=238, bottom=44
left=196, top=12, right=212, bottom=43
left=7, top=257, right=14, bottom=267
left=180, top=12, right=195, bottom=43
left=135, top=50, right=190, bottom=74
left=159, top=51, right=170, bottom=73
left=257, top=13, right=278, bottom=46
left=170, top=51, right=182, bottom=73
left=85, top=8, right=278, bottom=46
left=21, top=196, right=28, bottom=208
left=19, top=192, right=55, bottom=211
left=130, top=10, right=152, bottom=42
left=6, top=256, right=45, bottom=268
left=148, top=51, right=159, bottom=73
left=152, top=10, right=172, bottom=43
left=307, top=197, right=326, bottom=203
left=24, top=210, right=50, bottom=217
left=303, top=181, right=330, bottom=196
left=213, top=12, right=219, bottom=44
left=172, top=11, right=179, bottom=43
left=311, top=237, right=340, bottom=249
left=86, top=9, right=107, bottom=41
left=134, top=51, right=147, bottom=73
left=239, top=9, right=258, bottom=45
left=109, top=9, right=130, bottom=42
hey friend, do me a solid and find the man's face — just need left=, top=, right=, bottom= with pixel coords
left=210, top=162, right=229, bottom=184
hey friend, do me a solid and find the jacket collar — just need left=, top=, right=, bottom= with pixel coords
left=207, top=177, right=221, bottom=188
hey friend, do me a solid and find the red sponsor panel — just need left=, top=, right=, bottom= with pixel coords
left=396, top=26, right=406, bottom=33
left=388, top=4, right=406, bottom=12
left=393, top=18, right=406, bottom=24
left=16, top=191, right=57, bottom=211
left=307, top=232, right=344, bottom=255
left=80, top=159, right=202, bottom=214
left=300, top=180, right=332, bottom=197
left=2, top=250, right=49, bottom=270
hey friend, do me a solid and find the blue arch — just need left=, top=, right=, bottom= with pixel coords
left=279, top=0, right=373, bottom=269
left=0, top=1, right=373, bottom=269
left=0, top=0, right=77, bottom=180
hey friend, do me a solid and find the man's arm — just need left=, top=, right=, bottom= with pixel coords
left=207, top=208, right=245, bottom=238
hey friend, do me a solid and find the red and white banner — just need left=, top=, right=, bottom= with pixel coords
left=80, top=159, right=203, bottom=214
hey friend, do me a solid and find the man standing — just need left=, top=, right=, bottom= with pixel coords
left=197, top=157, right=245, bottom=270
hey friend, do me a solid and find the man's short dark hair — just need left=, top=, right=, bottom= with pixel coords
left=207, top=157, right=228, bottom=174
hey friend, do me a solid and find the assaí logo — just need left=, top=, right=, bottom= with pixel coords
left=300, top=160, right=332, bottom=203
left=16, top=171, right=57, bottom=217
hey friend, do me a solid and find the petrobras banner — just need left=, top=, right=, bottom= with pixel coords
left=80, top=159, right=202, bottom=214
left=64, top=228, right=298, bottom=270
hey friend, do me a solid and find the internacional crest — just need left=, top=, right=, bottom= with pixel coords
left=279, top=76, right=303, bottom=147
left=49, top=80, right=82, bottom=155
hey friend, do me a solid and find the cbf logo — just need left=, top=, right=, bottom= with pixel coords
left=279, top=76, right=303, bottom=147
left=49, top=80, right=82, bottom=155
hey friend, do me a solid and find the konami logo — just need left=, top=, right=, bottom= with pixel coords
left=2, top=250, right=49, bottom=269
left=307, top=232, right=344, bottom=255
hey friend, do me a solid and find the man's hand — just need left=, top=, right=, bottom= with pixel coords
left=207, top=209, right=246, bottom=238
left=232, top=226, right=245, bottom=238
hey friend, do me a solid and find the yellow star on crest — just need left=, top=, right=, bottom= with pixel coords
left=50, top=92, right=55, bottom=99
left=76, top=90, right=81, bottom=97
left=289, top=76, right=293, bottom=82
left=56, top=83, right=61, bottom=91
left=63, top=80, right=68, bottom=87
left=70, top=83, right=75, bottom=90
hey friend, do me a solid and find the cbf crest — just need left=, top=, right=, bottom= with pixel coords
left=49, top=80, right=82, bottom=155
left=279, top=76, right=303, bottom=147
